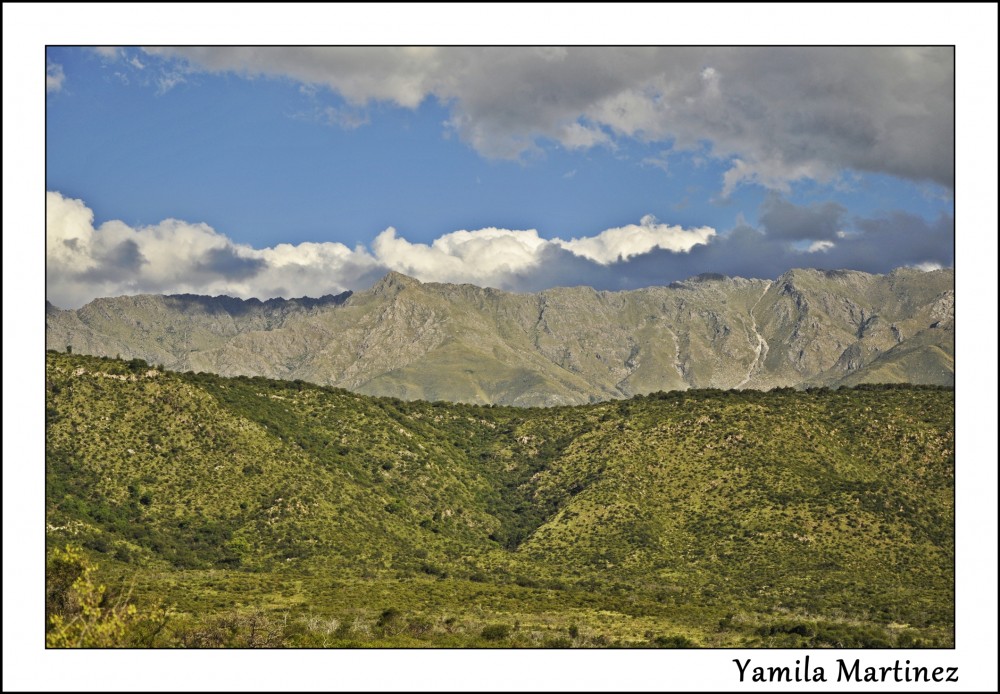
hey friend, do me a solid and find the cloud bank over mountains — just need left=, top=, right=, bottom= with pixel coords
left=142, top=47, right=954, bottom=193
left=47, top=191, right=953, bottom=308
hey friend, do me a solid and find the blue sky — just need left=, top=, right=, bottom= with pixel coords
left=45, top=46, right=955, bottom=307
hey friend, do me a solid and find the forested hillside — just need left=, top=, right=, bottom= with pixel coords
left=45, top=352, right=954, bottom=647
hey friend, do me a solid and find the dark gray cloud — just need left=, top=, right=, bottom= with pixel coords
left=144, top=47, right=955, bottom=191
left=195, top=246, right=266, bottom=280
left=849, top=212, right=954, bottom=269
left=500, top=211, right=953, bottom=293
left=79, top=239, right=146, bottom=282
left=759, top=193, right=846, bottom=241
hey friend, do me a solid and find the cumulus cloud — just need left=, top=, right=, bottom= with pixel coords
left=46, top=191, right=380, bottom=307
left=553, top=215, right=715, bottom=264
left=46, top=62, right=64, bottom=93
left=140, top=46, right=954, bottom=191
left=46, top=192, right=714, bottom=307
left=369, top=227, right=545, bottom=287
left=47, top=191, right=952, bottom=309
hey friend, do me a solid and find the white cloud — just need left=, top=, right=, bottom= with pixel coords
left=640, top=155, right=670, bottom=174
left=585, top=87, right=672, bottom=140
left=46, top=192, right=96, bottom=271
left=558, top=122, right=611, bottom=150
left=910, top=261, right=944, bottom=272
left=553, top=215, right=715, bottom=264
left=156, top=71, right=186, bottom=94
left=371, top=226, right=550, bottom=287
left=806, top=240, right=835, bottom=253
left=46, top=192, right=716, bottom=307
left=93, top=47, right=122, bottom=59
left=46, top=62, right=64, bottom=93
left=46, top=192, right=379, bottom=307
left=722, top=157, right=832, bottom=199
left=320, top=105, right=369, bottom=129
left=138, top=47, right=953, bottom=191
left=46, top=192, right=954, bottom=307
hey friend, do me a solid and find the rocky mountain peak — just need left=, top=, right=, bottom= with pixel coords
left=369, top=271, right=423, bottom=295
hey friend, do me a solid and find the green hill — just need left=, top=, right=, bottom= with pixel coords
left=45, top=352, right=954, bottom=647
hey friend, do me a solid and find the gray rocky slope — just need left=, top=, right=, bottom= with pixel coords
left=46, top=267, right=954, bottom=406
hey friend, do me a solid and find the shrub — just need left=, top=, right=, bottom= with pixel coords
left=406, top=617, right=433, bottom=636
left=176, top=609, right=284, bottom=648
left=481, top=624, right=511, bottom=641
left=46, top=545, right=167, bottom=648
left=377, top=608, right=405, bottom=636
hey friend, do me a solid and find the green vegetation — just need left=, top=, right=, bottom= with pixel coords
left=45, top=351, right=954, bottom=647
left=45, top=544, right=169, bottom=647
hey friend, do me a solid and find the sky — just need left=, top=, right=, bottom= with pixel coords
left=44, top=46, right=957, bottom=307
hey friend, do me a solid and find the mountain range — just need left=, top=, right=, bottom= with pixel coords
left=46, top=267, right=954, bottom=406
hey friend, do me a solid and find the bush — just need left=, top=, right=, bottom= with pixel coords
left=406, top=617, right=433, bottom=636
left=46, top=545, right=167, bottom=648
left=175, top=609, right=285, bottom=648
left=377, top=608, right=405, bottom=635
left=481, top=624, right=511, bottom=641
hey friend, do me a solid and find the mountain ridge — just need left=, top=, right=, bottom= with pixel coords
left=46, top=267, right=954, bottom=406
